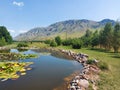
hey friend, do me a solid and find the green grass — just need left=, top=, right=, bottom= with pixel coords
left=4, top=42, right=49, bottom=49
left=56, top=46, right=120, bottom=90
left=28, top=42, right=49, bottom=48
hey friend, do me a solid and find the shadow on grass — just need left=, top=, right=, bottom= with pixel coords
left=87, top=48, right=109, bottom=53
left=87, top=48, right=120, bottom=59
left=110, top=53, right=120, bottom=58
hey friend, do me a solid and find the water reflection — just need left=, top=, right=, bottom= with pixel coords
left=0, top=49, right=82, bottom=90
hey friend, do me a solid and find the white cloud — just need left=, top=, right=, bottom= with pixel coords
left=13, top=1, right=24, bottom=7
left=8, top=29, right=28, bottom=37
left=19, top=30, right=28, bottom=33
left=8, top=29, right=15, bottom=33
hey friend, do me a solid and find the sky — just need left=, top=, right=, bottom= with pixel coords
left=0, top=0, right=120, bottom=37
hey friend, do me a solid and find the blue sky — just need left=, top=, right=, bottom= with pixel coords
left=0, top=0, right=120, bottom=37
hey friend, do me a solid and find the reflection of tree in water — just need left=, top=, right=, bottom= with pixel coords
left=32, top=48, right=73, bottom=60
left=17, top=49, right=28, bottom=52
left=51, top=50, right=73, bottom=60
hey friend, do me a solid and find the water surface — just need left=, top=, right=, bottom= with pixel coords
left=0, top=49, right=82, bottom=90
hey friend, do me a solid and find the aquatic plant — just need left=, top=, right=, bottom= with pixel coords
left=0, top=62, right=33, bottom=81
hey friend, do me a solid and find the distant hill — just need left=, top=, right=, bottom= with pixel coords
left=14, top=19, right=115, bottom=41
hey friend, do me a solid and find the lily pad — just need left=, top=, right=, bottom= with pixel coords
left=0, top=62, right=33, bottom=81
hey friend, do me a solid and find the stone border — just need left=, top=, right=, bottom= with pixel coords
left=60, top=50, right=100, bottom=90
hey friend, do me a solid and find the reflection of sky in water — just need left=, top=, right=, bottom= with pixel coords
left=3, top=49, right=83, bottom=90
left=71, top=60, right=82, bottom=66
left=10, top=49, right=19, bottom=53
left=10, top=49, right=51, bottom=56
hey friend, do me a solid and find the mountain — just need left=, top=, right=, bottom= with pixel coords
left=14, top=19, right=116, bottom=41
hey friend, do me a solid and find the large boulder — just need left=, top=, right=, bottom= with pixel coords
left=78, top=79, right=89, bottom=89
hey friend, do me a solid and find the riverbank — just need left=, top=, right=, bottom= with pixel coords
left=56, top=46, right=120, bottom=90
left=59, top=49, right=100, bottom=90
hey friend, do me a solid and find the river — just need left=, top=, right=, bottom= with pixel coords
left=0, top=49, right=82, bottom=90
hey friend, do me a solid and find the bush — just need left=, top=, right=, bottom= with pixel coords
left=17, top=43, right=28, bottom=47
left=44, top=40, right=51, bottom=44
left=97, top=61, right=109, bottom=70
left=72, top=43, right=82, bottom=49
left=55, top=36, right=62, bottom=46
left=72, top=39, right=82, bottom=49
left=62, top=39, right=73, bottom=46
left=50, top=40, right=57, bottom=47
left=0, top=37, right=6, bottom=46
left=86, top=59, right=95, bottom=64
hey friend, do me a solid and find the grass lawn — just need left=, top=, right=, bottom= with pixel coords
left=56, top=46, right=120, bottom=90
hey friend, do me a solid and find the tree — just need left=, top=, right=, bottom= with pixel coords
left=91, top=30, right=99, bottom=47
left=0, top=26, right=13, bottom=44
left=99, top=23, right=113, bottom=50
left=55, top=36, right=62, bottom=46
left=0, top=37, right=6, bottom=46
left=112, top=22, right=120, bottom=53
left=81, top=29, right=93, bottom=47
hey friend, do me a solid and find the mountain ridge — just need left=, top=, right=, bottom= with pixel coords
left=14, top=19, right=116, bottom=41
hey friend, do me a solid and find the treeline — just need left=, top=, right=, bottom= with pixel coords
left=44, top=22, right=120, bottom=53
left=0, top=26, right=13, bottom=46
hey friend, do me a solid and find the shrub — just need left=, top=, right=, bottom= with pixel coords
left=50, top=40, right=57, bottom=47
left=97, top=61, right=109, bottom=70
left=55, top=36, right=62, bottom=46
left=72, top=42, right=82, bottom=49
left=44, top=40, right=51, bottom=44
left=86, top=59, right=94, bottom=64
left=72, top=39, right=82, bottom=49
left=0, top=37, right=6, bottom=46
left=17, top=43, right=28, bottom=47
left=62, top=39, right=73, bottom=46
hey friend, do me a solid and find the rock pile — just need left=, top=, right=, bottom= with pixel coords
left=60, top=50, right=100, bottom=90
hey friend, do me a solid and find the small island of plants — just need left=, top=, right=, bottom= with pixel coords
left=0, top=62, right=33, bottom=81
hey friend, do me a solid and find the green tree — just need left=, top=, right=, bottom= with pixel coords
left=112, top=22, right=120, bottom=53
left=81, top=29, right=93, bottom=47
left=99, top=23, right=113, bottom=50
left=91, top=30, right=99, bottom=47
left=0, top=26, right=13, bottom=44
left=55, top=36, right=62, bottom=46
left=0, top=37, right=6, bottom=46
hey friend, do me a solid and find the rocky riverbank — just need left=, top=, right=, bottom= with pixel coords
left=60, top=49, right=100, bottom=90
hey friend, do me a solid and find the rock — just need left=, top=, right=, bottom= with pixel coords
left=70, top=85, right=76, bottom=90
left=93, top=59, right=99, bottom=64
left=75, top=76, right=80, bottom=79
left=75, top=79, right=79, bottom=83
left=78, top=79, right=89, bottom=89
